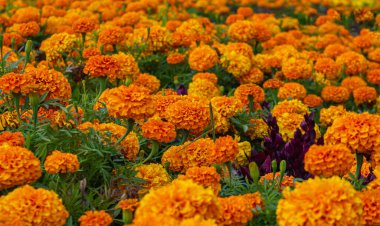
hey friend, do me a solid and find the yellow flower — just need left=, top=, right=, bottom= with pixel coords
left=235, top=141, right=252, bottom=166
left=135, top=163, right=171, bottom=189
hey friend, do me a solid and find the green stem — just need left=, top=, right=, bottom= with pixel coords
left=355, top=152, right=364, bottom=180
left=180, top=130, right=189, bottom=144
left=209, top=102, right=216, bottom=142
left=142, top=140, right=159, bottom=164
left=122, top=210, right=133, bottom=224
left=29, top=93, right=40, bottom=130
left=248, top=95, right=254, bottom=115
left=116, top=119, right=134, bottom=145
left=11, top=92, right=21, bottom=121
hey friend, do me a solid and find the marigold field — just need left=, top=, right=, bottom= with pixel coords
left=1, top=0, right=380, bottom=225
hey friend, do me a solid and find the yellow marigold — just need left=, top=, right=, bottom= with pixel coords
left=246, top=118, right=269, bottom=140
left=211, top=96, right=243, bottom=118
left=133, top=179, right=220, bottom=223
left=234, top=84, right=265, bottom=108
left=79, top=210, right=113, bottom=226
left=11, top=21, right=40, bottom=37
left=98, top=27, right=124, bottom=45
left=303, top=94, right=323, bottom=108
left=188, top=78, right=220, bottom=100
left=188, top=45, right=218, bottom=71
left=72, top=17, right=98, bottom=33
left=341, top=76, right=367, bottom=93
left=353, top=86, right=377, bottom=105
left=321, top=86, right=350, bottom=103
left=0, top=185, right=69, bottom=226
left=193, top=73, right=218, bottom=85
left=0, top=217, right=25, bottom=226
left=127, top=26, right=171, bottom=52
left=133, top=73, right=160, bottom=94
left=167, top=52, right=185, bottom=64
left=0, top=111, right=20, bottom=131
left=220, top=51, right=252, bottom=78
left=304, top=144, right=354, bottom=177
left=117, top=199, right=139, bottom=212
left=282, top=58, right=313, bottom=80
left=314, top=57, right=340, bottom=80
left=277, top=113, right=304, bottom=141
left=320, top=105, right=347, bottom=126
left=359, top=189, right=380, bottom=225
left=277, top=177, right=363, bottom=226
left=277, top=82, right=307, bottom=100
left=77, top=122, right=140, bottom=160
left=354, top=8, right=374, bottom=23
left=210, top=135, right=239, bottom=164
left=336, top=51, right=367, bottom=75
left=113, top=53, right=140, bottom=81
left=136, top=163, right=171, bottom=189
left=174, top=19, right=210, bottom=46
left=324, top=112, right=380, bottom=153
left=141, top=118, right=176, bottom=143
left=217, top=195, right=253, bottom=226
left=272, top=99, right=310, bottom=118
left=263, top=78, right=284, bottom=89
left=0, top=72, right=29, bottom=94
left=178, top=166, right=221, bottom=195
left=40, top=32, right=76, bottom=62
left=0, top=145, right=41, bottom=190
left=179, top=216, right=218, bottom=226
left=367, top=69, right=380, bottom=85
left=0, top=131, right=24, bottom=146
left=44, top=150, right=80, bottom=174
left=223, top=42, right=254, bottom=61
left=260, top=172, right=295, bottom=189
left=238, top=67, right=264, bottom=84
left=165, top=99, right=210, bottom=134
left=106, top=85, right=156, bottom=120
left=83, top=55, right=121, bottom=80
left=234, top=141, right=252, bottom=166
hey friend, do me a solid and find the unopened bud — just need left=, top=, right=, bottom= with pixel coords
left=249, top=162, right=260, bottom=184
left=271, top=160, right=277, bottom=173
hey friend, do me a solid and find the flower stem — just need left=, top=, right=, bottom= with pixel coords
left=142, top=140, right=159, bottom=164
left=116, top=119, right=134, bottom=145
left=355, top=152, right=363, bottom=180
left=209, top=102, right=216, bottom=142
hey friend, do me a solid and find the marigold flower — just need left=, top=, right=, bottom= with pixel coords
left=234, top=84, right=265, bottom=108
left=353, top=86, right=377, bottom=105
left=359, top=189, right=380, bottom=225
left=141, top=118, right=176, bottom=143
left=188, top=45, right=218, bottom=71
left=83, top=55, right=121, bottom=80
left=304, top=144, right=354, bottom=177
left=117, top=199, right=139, bottom=212
left=11, top=21, right=40, bottom=37
left=321, top=86, right=350, bottom=103
left=367, top=69, right=380, bottom=85
left=188, top=78, right=220, bottom=100
left=277, top=177, right=363, bottom=226
left=234, top=141, right=252, bottom=166
left=133, top=179, right=220, bottom=223
left=263, top=78, right=284, bottom=89
left=303, top=94, right=323, bottom=108
left=217, top=195, right=253, bottom=225
left=319, top=105, right=347, bottom=126
left=0, top=111, right=20, bottom=130
left=282, top=58, right=312, bottom=80
left=165, top=99, right=210, bottom=134
left=167, top=52, right=185, bottom=64
left=193, top=73, right=218, bottom=85
left=113, top=53, right=140, bottom=81
left=0, top=185, right=69, bottom=226
left=11, top=7, right=40, bottom=23
left=354, top=8, right=374, bottom=23
left=0, top=72, right=29, bottom=94
left=246, top=118, right=269, bottom=140
left=341, top=76, right=367, bottom=93
left=228, top=20, right=255, bottom=42
left=277, top=82, right=307, bottom=100
left=272, top=99, right=310, bottom=118
left=277, top=113, right=320, bottom=141
left=241, top=192, right=264, bottom=212
left=314, top=57, right=340, bottom=80
left=0, top=145, right=41, bottom=190
left=0, top=131, right=24, bottom=146
left=44, top=150, right=80, bottom=174
left=225, top=14, right=244, bottom=25
left=98, top=27, right=125, bottom=45
left=237, top=7, right=254, bottom=17
left=79, top=210, right=113, bottom=226
left=154, top=94, right=182, bottom=118
left=336, top=51, right=367, bottom=75
left=136, top=163, right=171, bottom=189
left=260, top=172, right=295, bottom=189
left=72, top=17, right=98, bottom=33
left=210, top=136, right=239, bottom=164
left=238, top=67, right=264, bottom=84
left=82, top=47, right=101, bottom=59
left=40, top=33, right=76, bottom=62
left=127, top=26, right=171, bottom=52
left=178, top=166, right=221, bottom=195
left=106, top=85, right=156, bottom=120
left=324, top=112, right=380, bottom=153
left=133, top=73, right=160, bottom=93
left=220, top=51, right=252, bottom=78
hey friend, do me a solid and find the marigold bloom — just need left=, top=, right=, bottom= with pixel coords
left=165, top=99, right=210, bottom=134
left=113, top=53, right=140, bottom=81
left=141, top=118, right=176, bottom=143
left=353, top=86, right=377, bottom=105
left=188, top=78, right=220, bottom=100
left=44, top=150, right=80, bottom=174
left=83, top=55, right=121, bottom=80
left=127, top=26, right=171, bottom=52
left=359, top=190, right=380, bottom=225
left=133, top=73, right=160, bottom=93
left=303, top=94, right=323, bottom=108
left=341, top=76, right=367, bottom=93
left=260, top=172, right=295, bottom=189
left=225, top=14, right=244, bottom=25
left=136, top=163, right=171, bottom=189
left=324, top=112, right=380, bottom=153
left=79, top=210, right=113, bottom=226
left=11, top=7, right=40, bottom=23
left=263, top=78, right=284, bottom=89
left=277, top=82, right=307, bottom=100
left=238, top=67, right=264, bottom=84
left=188, top=45, right=218, bottom=71
left=228, top=20, right=255, bottom=42
left=234, top=84, right=265, bottom=108
left=234, top=141, right=252, bottom=166
left=217, top=195, right=253, bottom=225
left=0, top=111, right=20, bottom=130
left=117, top=199, right=139, bottom=212
left=72, top=17, right=98, bottom=33
left=193, top=73, right=218, bottom=85
left=154, top=94, right=182, bottom=118
left=336, top=51, right=367, bottom=75
left=106, top=85, right=156, bottom=120
left=167, top=52, right=185, bottom=64
left=0, top=131, right=24, bottom=146
left=314, top=57, right=340, bottom=80
left=178, top=166, right=221, bottom=195
left=277, top=177, right=363, bottom=226
left=0, top=185, right=69, bottom=226
left=319, top=105, right=347, bottom=126
left=40, top=33, right=76, bottom=62
left=98, top=27, right=124, bottom=45
left=12, top=21, right=40, bottom=37
left=82, top=47, right=101, bottom=59
left=321, top=86, right=350, bottom=103
left=276, top=113, right=303, bottom=141
left=282, top=58, right=312, bottom=80
left=210, top=136, right=239, bottom=164
left=133, top=180, right=220, bottom=223
left=220, top=51, right=252, bottom=78
left=0, top=72, right=29, bottom=94
left=272, top=99, right=310, bottom=118
left=0, top=145, right=41, bottom=190
left=304, top=144, right=354, bottom=177
left=367, top=69, right=380, bottom=85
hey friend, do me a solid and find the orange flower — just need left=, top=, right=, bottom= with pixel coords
left=237, top=7, right=254, bottom=17
left=82, top=47, right=101, bottom=59
left=113, top=53, right=140, bottom=81
left=79, top=210, right=113, bottom=226
left=135, top=163, right=171, bottom=189
left=234, top=84, right=265, bottom=108
left=277, top=82, right=307, bottom=100
left=319, top=105, right=347, bottom=126
left=0, top=131, right=24, bottom=146
left=83, top=55, right=120, bottom=80
left=0, top=145, right=41, bottom=190
left=188, top=78, right=220, bottom=100
left=260, top=172, right=295, bottom=189
left=303, top=94, right=323, bottom=108
left=272, top=99, right=309, bottom=118
left=217, top=195, right=253, bottom=225
left=98, top=27, right=125, bottom=45
left=225, top=14, right=244, bottom=25
left=12, top=21, right=40, bottom=37
left=341, top=76, right=367, bottom=93
left=167, top=52, right=185, bottom=64
left=359, top=190, right=380, bottom=225
left=188, top=45, right=218, bottom=71
left=220, top=50, right=252, bottom=78
left=210, top=136, right=239, bottom=164
left=228, top=20, right=255, bottom=42
left=321, top=86, right=349, bottom=103
left=304, top=144, right=354, bottom=177
left=154, top=94, right=182, bottom=118
left=0, top=72, right=29, bottom=94
left=314, top=57, right=340, bottom=80
left=11, top=7, right=40, bottom=23
left=178, top=166, right=221, bottom=195
left=117, top=199, right=139, bottom=212
left=72, top=17, right=98, bottom=33
left=0, top=185, right=69, bottom=226
left=133, top=73, right=160, bottom=93
left=44, top=150, right=80, bottom=174
left=238, top=67, right=264, bottom=84
left=336, top=51, right=367, bottom=75
left=193, top=73, right=218, bottom=85
left=367, top=69, right=380, bottom=85
left=282, top=58, right=312, bottom=80
left=40, top=33, right=76, bottom=62
left=263, top=78, right=284, bottom=89
left=353, top=86, right=377, bottom=105
left=141, top=118, right=176, bottom=143
left=323, top=43, right=349, bottom=59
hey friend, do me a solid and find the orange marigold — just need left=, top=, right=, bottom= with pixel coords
left=133, top=73, right=160, bottom=94
left=193, top=73, right=218, bottom=85
left=113, top=53, right=140, bottom=81
left=141, top=118, right=176, bottom=143
left=303, top=94, right=323, bottom=108
left=0, top=131, right=25, bottom=146
left=82, top=47, right=101, bottom=59
left=136, top=163, right=171, bottom=189
left=359, top=189, right=380, bottom=225
left=44, top=150, right=80, bottom=174
left=282, top=58, right=313, bottom=80
left=341, top=76, right=367, bottom=93
left=228, top=20, right=255, bottom=42
left=238, top=67, right=264, bottom=84
left=72, top=17, right=98, bottom=33
left=367, top=69, right=380, bottom=85
left=319, top=105, right=347, bottom=126
left=98, top=27, right=125, bottom=45
left=79, top=210, right=113, bottom=226
left=263, top=78, right=284, bottom=89
left=12, top=21, right=40, bottom=37
left=188, top=45, right=218, bottom=71
left=0, top=185, right=69, bottom=226
left=336, top=51, right=367, bottom=75
left=40, top=32, right=76, bottom=62
left=178, top=166, right=221, bottom=195
left=321, top=86, right=350, bottom=103
left=277, top=82, right=307, bottom=100
left=210, top=136, right=239, bottom=164
left=234, top=84, right=265, bottom=108
left=272, top=99, right=310, bottom=118
left=220, top=51, right=252, bottom=78
left=260, top=172, right=295, bottom=189
left=83, top=55, right=121, bottom=80
left=314, top=57, right=340, bottom=80
left=167, top=53, right=185, bottom=64
left=217, top=195, right=253, bottom=225
left=353, top=86, right=377, bottom=105
left=188, top=78, right=220, bottom=100
left=0, top=72, right=29, bottom=94
left=117, top=199, right=139, bottom=212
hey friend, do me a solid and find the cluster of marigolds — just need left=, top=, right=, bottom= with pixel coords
left=1, top=0, right=380, bottom=225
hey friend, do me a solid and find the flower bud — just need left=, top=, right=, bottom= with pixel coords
left=271, top=160, right=277, bottom=173
left=249, top=162, right=260, bottom=184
